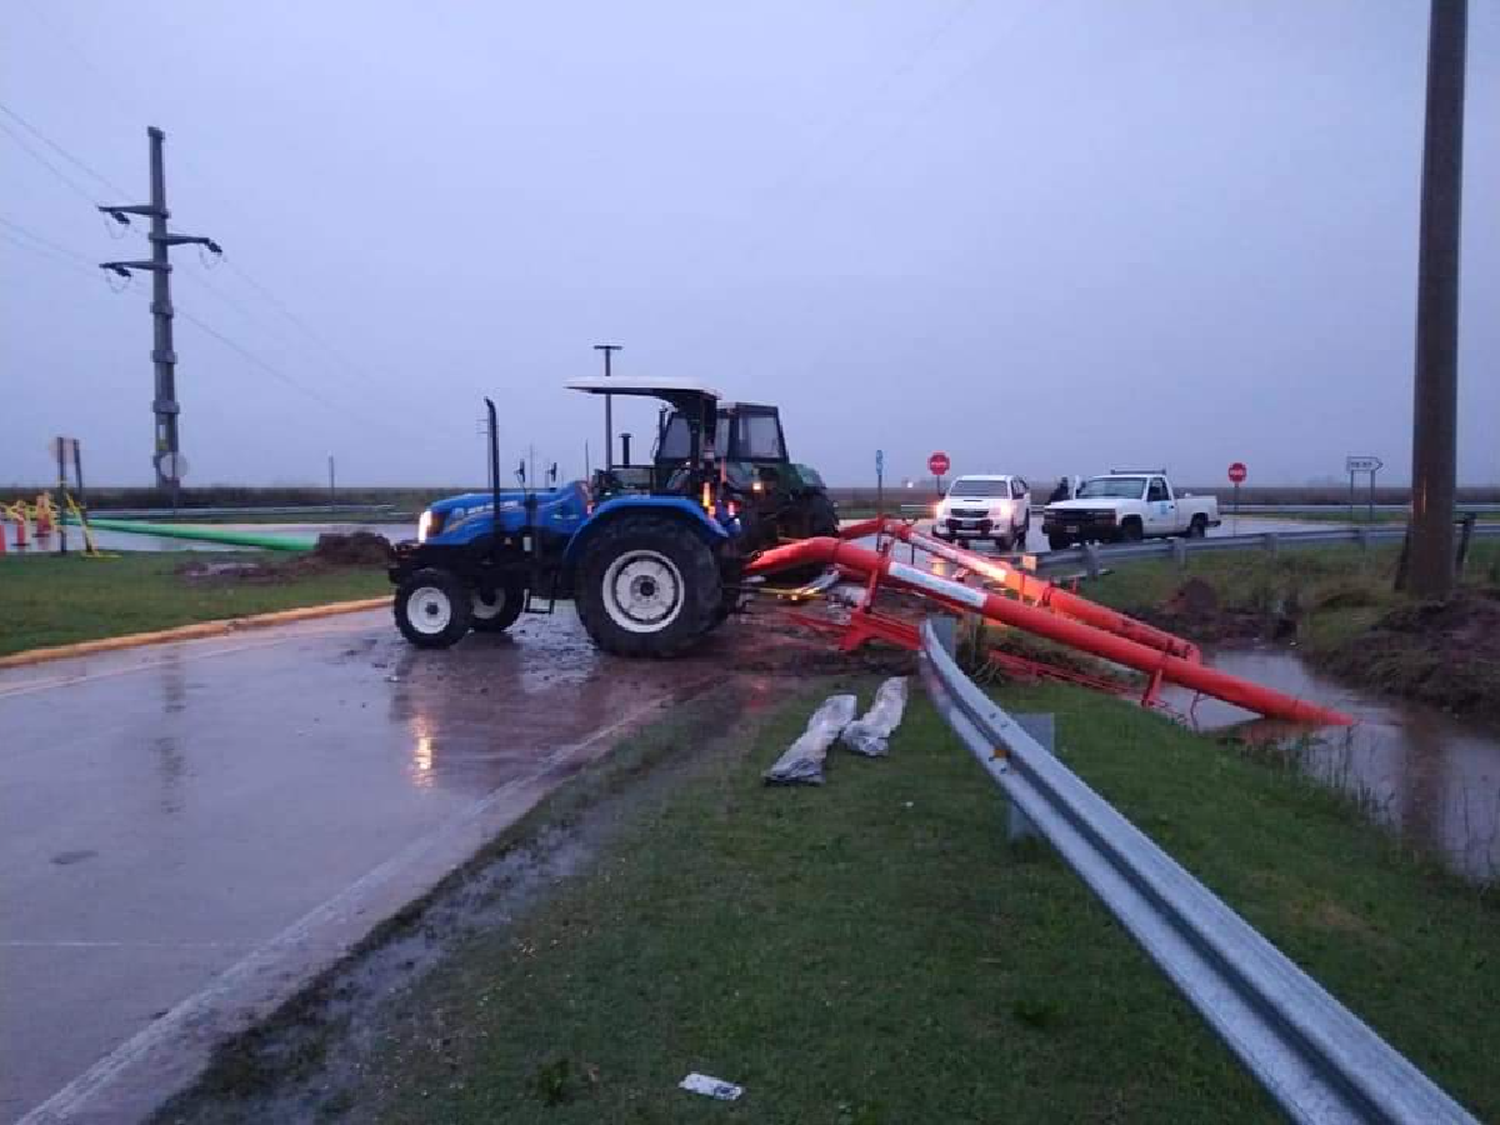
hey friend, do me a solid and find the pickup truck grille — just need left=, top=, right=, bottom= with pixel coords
left=1045, top=508, right=1115, bottom=524
left=951, top=507, right=990, bottom=519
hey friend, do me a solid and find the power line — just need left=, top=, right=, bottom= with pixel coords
left=0, top=101, right=130, bottom=197
left=0, top=229, right=103, bottom=277
left=754, top=0, right=980, bottom=209
left=0, top=213, right=97, bottom=267
left=0, top=116, right=103, bottom=206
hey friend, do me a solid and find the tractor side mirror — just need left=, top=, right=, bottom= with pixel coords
left=515, top=459, right=526, bottom=485
left=548, top=462, right=559, bottom=485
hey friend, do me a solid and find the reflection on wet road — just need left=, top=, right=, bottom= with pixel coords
left=0, top=607, right=707, bottom=1122
left=1158, top=648, right=1500, bottom=882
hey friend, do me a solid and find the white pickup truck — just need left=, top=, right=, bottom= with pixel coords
left=932, top=474, right=1032, bottom=550
left=1041, top=472, right=1220, bottom=549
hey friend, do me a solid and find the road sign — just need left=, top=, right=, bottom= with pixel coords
left=156, top=452, right=190, bottom=481
left=1345, top=455, right=1383, bottom=474
left=1227, top=461, right=1247, bottom=484
left=48, top=437, right=78, bottom=461
left=928, top=451, right=950, bottom=477
left=875, top=449, right=884, bottom=474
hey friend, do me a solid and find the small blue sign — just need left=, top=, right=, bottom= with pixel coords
left=875, top=449, right=885, bottom=473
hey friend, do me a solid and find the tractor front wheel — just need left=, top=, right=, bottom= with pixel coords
left=395, top=567, right=472, bottom=648
left=576, top=518, right=722, bottom=657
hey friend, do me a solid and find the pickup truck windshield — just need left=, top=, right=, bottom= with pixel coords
left=1077, top=476, right=1147, bottom=499
left=949, top=479, right=1011, bottom=498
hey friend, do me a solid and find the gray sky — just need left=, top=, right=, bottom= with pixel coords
left=3, top=1, right=1496, bottom=488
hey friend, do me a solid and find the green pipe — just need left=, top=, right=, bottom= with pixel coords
left=71, top=516, right=316, bottom=552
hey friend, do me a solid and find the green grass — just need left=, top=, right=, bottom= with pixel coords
left=0, top=552, right=389, bottom=657
left=339, top=686, right=1496, bottom=1124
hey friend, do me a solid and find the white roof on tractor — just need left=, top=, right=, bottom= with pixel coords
left=566, top=376, right=724, bottom=399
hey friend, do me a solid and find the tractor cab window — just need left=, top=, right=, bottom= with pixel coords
left=658, top=413, right=692, bottom=462
left=729, top=412, right=785, bottom=461
left=1147, top=478, right=1169, bottom=502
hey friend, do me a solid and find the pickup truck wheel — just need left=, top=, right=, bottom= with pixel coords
left=1120, top=518, right=1144, bottom=542
left=395, top=567, right=473, bottom=649
left=471, top=579, right=526, bottom=633
left=1014, top=520, right=1029, bottom=550
left=1186, top=514, right=1208, bottom=539
left=576, top=517, right=721, bottom=657
left=1047, top=533, right=1072, bottom=551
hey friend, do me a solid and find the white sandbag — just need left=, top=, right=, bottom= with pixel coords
left=840, top=677, right=909, bottom=757
left=763, top=694, right=858, bottom=785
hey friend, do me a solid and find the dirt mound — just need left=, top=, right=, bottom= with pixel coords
left=1164, top=577, right=1219, bottom=620
left=1140, top=578, right=1287, bottom=642
left=1316, top=592, right=1500, bottom=723
left=311, top=532, right=392, bottom=566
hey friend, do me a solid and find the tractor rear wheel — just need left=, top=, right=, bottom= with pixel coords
left=395, top=567, right=472, bottom=648
left=576, top=517, right=722, bottom=657
left=471, top=578, right=526, bottom=633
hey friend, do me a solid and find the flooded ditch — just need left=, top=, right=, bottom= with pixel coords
left=1158, top=647, right=1500, bottom=883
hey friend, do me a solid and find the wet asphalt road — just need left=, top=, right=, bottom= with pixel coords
left=0, top=608, right=716, bottom=1123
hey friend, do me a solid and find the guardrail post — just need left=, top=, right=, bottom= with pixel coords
left=1171, top=539, right=1188, bottom=570
left=1356, top=527, right=1371, bottom=553
left=1008, top=714, right=1053, bottom=843
left=1082, top=543, right=1101, bottom=579
left=1262, top=533, right=1279, bottom=557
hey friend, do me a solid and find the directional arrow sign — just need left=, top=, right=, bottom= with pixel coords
left=1346, top=455, right=1383, bottom=473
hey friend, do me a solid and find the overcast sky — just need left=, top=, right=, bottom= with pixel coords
left=3, top=1, right=1496, bottom=488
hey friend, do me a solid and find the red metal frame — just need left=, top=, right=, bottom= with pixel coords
left=747, top=535, right=1351, bottom=726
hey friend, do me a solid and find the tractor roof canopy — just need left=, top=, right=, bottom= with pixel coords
left=566, top=377, right=722, bottom=412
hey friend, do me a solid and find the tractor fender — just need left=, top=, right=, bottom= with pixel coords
left=563, top=496, right=728, bottom=571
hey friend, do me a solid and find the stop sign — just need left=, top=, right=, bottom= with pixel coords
left=1228, top=461, right=1247, bottom=484
left=929, top=451, right=951, bottom=476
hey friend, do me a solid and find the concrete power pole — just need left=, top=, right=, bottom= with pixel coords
left=593, top=344, right=621, bottom=471
left=1407, top=0, right=1468, bottom=599
left=100, top=127, right=221, bottom=498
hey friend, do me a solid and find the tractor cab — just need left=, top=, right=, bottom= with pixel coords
left=570, top=378, right=837, bottom=551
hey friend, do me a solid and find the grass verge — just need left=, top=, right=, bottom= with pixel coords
left=0, top=552, right=388, bottom=657
left=270, top=684, right=1497, bottom=1123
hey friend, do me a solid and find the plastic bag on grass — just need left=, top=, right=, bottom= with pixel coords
left=840, top=677, right=909, bottom=757
left=763, top=694, right=858, bottom=785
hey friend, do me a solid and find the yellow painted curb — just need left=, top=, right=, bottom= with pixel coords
left=0, top=597, right=389, bottom=670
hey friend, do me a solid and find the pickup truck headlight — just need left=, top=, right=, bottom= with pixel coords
left=991, top=500, right=1014, bottom=519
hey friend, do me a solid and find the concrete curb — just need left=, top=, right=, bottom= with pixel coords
left=0, top=597, right=389, bottom=670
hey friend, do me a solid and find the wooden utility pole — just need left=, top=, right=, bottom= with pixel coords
left=1407, top=0, right=1467, bottom=598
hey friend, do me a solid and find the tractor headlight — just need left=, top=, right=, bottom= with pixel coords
left=417, top=509, right=435, bottom=543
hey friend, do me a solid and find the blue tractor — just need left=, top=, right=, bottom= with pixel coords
left=389, top=380, right=756, bottom=657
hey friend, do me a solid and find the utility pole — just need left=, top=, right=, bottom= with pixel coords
left=1407, top=0, right=1467, bottom=599
left=100, top=127, right=221, bottom=502
left=593, top=344, right=621, bottom=470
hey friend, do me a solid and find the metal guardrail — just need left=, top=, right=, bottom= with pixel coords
left=1035, top=523, right=1500, bottom=576
left=918, top=616, right=1477, bottom=1125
